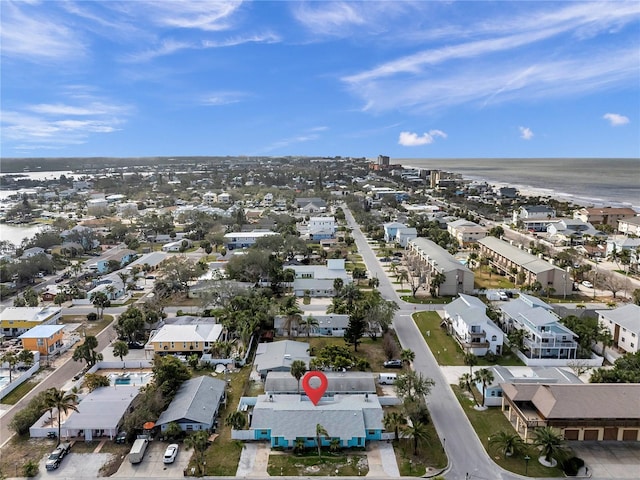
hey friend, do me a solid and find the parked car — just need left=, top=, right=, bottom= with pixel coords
left=383, top=359, right=403, bottom=369
left=45, top=442, right=71, bottom=470
left=115, top=431, right=127, bottom=444
left=127, top=341, right=145, bottom=349
left=581, top=280, right=593, bottom=288
left=163, top=444, right=179, bottom=464
left=55, top=277, right=65, bottom=283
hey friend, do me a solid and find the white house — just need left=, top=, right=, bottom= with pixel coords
left=224, top=230, right=279, bottom=250
left=447, top=219, right=487, bottom=246
left=617, top=216, right=640, bottom=236
left=444, top=294, right=503, bottom=356
left=286, top=259, right=351, bottom=297
left=512, top=205, right=556, bottom=224
left=597, top=304, right=640, bottom=354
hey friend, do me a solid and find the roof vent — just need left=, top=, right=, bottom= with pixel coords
left=284, top=354, right=292, bottom=359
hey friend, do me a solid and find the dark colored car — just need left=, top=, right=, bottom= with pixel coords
left=127, top=341, right=145, bottom=349
left=383, top=359, right=403, bottom=369
left=115, top=431, right=127, bottom=444
left=45, top=442, right=71, bottom=470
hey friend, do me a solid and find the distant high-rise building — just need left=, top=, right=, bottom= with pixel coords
left=378, top=155, right=390, bottom=167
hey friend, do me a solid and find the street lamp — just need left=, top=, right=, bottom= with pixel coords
left=524, top=455, right=530, bottom=475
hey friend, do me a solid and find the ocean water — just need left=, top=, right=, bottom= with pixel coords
left=397, top=158, right=640, bottom=210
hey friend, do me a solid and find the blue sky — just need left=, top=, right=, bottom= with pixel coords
left=1, top=1, right=639, bottom=159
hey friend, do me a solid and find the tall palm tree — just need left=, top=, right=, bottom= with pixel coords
left=400, top=349, right=415, bottom=366
left=184, top=430, right=210, bottom=475
left=315, top=423, right=328, bottom=457
left=46, top=388, right=78, bottom=444
left=473, top=368, right=495, bottom=407
left=532, top=426, right=569, bottom=465
left=398, top=270, right=409, bottom=289
left=300, top=315, right=319, bottom=337
left=290, top=360, right=307, bottom=393
left=458, top=373, right=478, bottom=406
left=463, top=352, right=478, bottom=376
left=112, top=341, right=129, bottom=362
left=489, top=431, right=525, bottom=458
left=281, top=303, right=302, bottom=338
left=383, top=411, right=407, bottom=441
left=1, top=352, right=18, bottom=382
left=404, top=421, right=430, bottom=456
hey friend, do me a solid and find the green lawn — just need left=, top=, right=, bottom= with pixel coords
left=451, top=386, right=564, bottom=477
left=267, top=452, right=368, bottom=476
left=473, top=267, right=516, bottom=290
left=393, top=422, right=448, bottom=476
left=0, top=379, right=38, bottom=405
left=413, top=312, right=523, bottom=367
left=401, top=296, right=453, bottom=304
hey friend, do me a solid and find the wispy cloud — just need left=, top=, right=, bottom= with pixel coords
left=201, top=91, right=248, bottom=106
left=603, top=113, right=630, bottom=126
left=0, top=1, right=86, bottom=64
left=138, top=0, right=243, bottom=31
left=398, top=130, right=446, bottom=147
left=519, top=127, right=534, bottom=140
left=1, top=94, right=131, bottom=150
left=263, top=127, right=325, bottom=152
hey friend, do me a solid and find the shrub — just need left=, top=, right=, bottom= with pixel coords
left=561, top=457, right=585, bottom=476
left=382, top=332, right=400, bottom=360
left=86, top=312, right=98, bottom=321
left=23, top=460, right=39, bottom=477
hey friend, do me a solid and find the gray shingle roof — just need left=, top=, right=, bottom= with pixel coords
left=264, top=372, right=376, bottom=395
left=408, top=238, right=472, bottom=274
left=250, top=394, right=383, bottom=441
left=254, top=340, right=310, bottom=374
left=596, top=304, right=640, bottom=333
left=479, top=237, right=559, bottom=274
left=156, top=376, right=226, bottom=427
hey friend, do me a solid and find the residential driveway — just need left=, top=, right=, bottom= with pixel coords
left=366, top=441, right=399, bottom=477
left=35, top=452, right=112, bottom=479
left=569, top=441, right=640, bottom=479
left=236, top=442, right=270, bottom=477
left=112, top=440, right=190, bottom=477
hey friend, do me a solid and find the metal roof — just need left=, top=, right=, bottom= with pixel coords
left=62, top=386, right=139, bottom=431
left=596, top=304, right=640, bottom=333
left=156, top=376, right=226, bottom=426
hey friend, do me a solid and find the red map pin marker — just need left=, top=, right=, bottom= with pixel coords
left=302, top=371, right=328, bottom=406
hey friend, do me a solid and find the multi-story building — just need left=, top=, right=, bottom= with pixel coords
left=443, top=294, right=503, bottom=356
left=447, top=219, right=487, bottom=246
left=0, top=307, right=62, bottom=337
left=573, top=207, right=637, bottom=226
left=617, top=216, right=640, bottom=235
left=597, top=304, right=640, bottom=354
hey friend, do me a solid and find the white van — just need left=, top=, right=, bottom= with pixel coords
left=128, top=438, right=149, bottom=464
left=378, top=373, right=397, bottom=385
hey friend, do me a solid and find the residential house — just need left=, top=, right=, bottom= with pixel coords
left=20, top=247, right=46, bottom=260
left=162, top=239, right=192, bottom=252
left=224, top=230, right=279, bottom=250
left=597, top=304, right=640, bottom=354
left=156, top=376, right=226, bottom=433
left=447, top=219, right=487, bottom=246
left=247, top=393, right=383, bottom=448
left=41, top=285, right=64, bottom=303
left=87, top=273, right=125, bottom=301
left=86, top=248, right=137, bottom=274
left=294, top=197, right=327, bottom=213
left=546, top=218, right=604, bottom=245
left=286, top=259, right=351, bottom=297
left=617, top=216, right=640, bottom=236
left=307, top=216, right=336, bottom=241
left=383, top=222, right=418, bottom=247
left=202, top=192, right=218, bottom=205
left=496, top=187, right=518, bottom=199
left=254, top=340, right=309, bottom=379
left=478, top=237, right=572, bottom=295
left=19, top=324, right=65, bottom=356
left=512, top=205, right=556, bottom=224
left=127, top=251, right=168, bottom=272
left=574, top=207, right=637, bottom=227
left=501, top=383, right=640, bottom=442
left=605, top=236, right=640, bottom=267
left=264, top=372, right=377, bottom=396
left=0, top=307, right=62, bottom=337
left=500, top=294, right=579, bottom=362
left=274, top=313, right=349, bottom=337
left=217, top=192, right=231, bottom=204
left=406, top=238, right=474, bottom=296
left=478, top=365, right=581, bottom=407
left=443, top=294, right=503, bottom=356
left=148, top=321, right=223, bottom=355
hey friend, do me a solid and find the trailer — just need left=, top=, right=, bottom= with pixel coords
left=128, top=438, right=149, bottom=464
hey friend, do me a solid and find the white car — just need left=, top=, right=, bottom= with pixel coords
left=163, top=444, right=179, bottom=464
left=581, top=280, right=593, bottom=288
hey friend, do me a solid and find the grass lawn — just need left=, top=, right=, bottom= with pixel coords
left=0, top=379, right=39, bottom=405
left=473, top=267, right=515, bottom=290
left=306, top=336, right=406, bottom=373
left=393, top=422, right=448, bottom=476
left=451, top=386, right=564, bottom=477
left=401, top=296, right=453, bottom=304
left=60, top=314, right=113, bottom=336
left=0, top=436, right=56, bottom=478
left=267, top=452, right=368, bottom=476
left=413, top=312, right=523, bottom=367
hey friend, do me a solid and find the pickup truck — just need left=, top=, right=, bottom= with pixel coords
left=45, top=442, right=71, bottom=470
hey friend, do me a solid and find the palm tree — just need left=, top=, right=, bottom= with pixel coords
left=290, top=360, right=307, bottom=393
left=473, top=368, right=494, bottom=407
left=315, top=423, right=328, bottom=457
left=507, top=329, right=526, bottom=353
left=293, top=437, right=305, bottom=454
left=463, top=352, right=478, bottom=376
left=281, top=299, right=302, bottom=337
left=112, top=341, right=129, bottom=362
left=1, top=351, right=18, bottom=382
left=489, top=431, right=526, bottom=458
left=329, top=437, right=341, bottom=453
left=225, top=411, right=247, bottom=429
left=184, top=430, right=210, bottom=475
left=400, top=348, right=415, bottom=366
left=458, top=373, right=478, bottom=406
left=300, top=315, right=319, bottom=337
left=383, top=411, right=407, bottom=441
left=532, top=426, right=569, bottom=465
left=398, top=270, right=409, bottom=289
left=404, top=421, right=430, bottom=456
left=46, top=388, right=78, bottom=444
left=333, top=278, right=344, bottom=295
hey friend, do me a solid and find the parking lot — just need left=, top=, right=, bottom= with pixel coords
left=37, top=451, right=112, bottom=478
left=112, top=439, right=191, bottom=478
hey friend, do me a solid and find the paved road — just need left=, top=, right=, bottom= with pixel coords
left=0, top=320, right=116, bottom=449
left=343, top=206, right=516, bottom=480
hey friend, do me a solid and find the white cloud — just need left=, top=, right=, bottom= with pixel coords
left=398, top=130, right=447, bottom=147
left=519, top=127, right=534, bottom=140
left=201, top=91, right=247, bottom=106
left=139, top=0, right=242, bottom=31
left=603, top=113, right=630, bottom=126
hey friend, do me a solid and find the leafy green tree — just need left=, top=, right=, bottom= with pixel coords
left=429, top=272, right=447, bottom=297
left=293, top=437, right=305, bottom=454
left=532, top=426, right=569, bottom=465
left=91, top=291, right=110, bottom=320
left=83, top=373, right=110, bottom=392
left=112, top=341, right=129, bottom=361
left=164, top=421, right=183, bottom=441
left=152, top=354, right=191, bottom=396
left=225, top=411, right=247, bottom=429
left=300, top=315, right=319, bottom=337
left=116, top=306, right=145, bottom=341
left=344, top=308, right=367, bottom=352
left=72, top=335, right=103, bottom=367
left=489, top=431, right=526, bottom=458
left=590, top=351, right=640, bottom=383
left=404, top=421, right=430, bottom=456
left=507, top=329, right=526, bottom=353
left=290, top=360, right=307, bottom=393
left=17, top=349, right=34, bottom=369
left=1, top=351, right=18, bottom=382
left=394, top=371, right=435, bottom=403
left=329, top=437, right=341, bottom=453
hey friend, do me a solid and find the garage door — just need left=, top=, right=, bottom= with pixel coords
left=583, top=430, right=599, bottom=441
left=622, top=429, right=639, bottom=441
left=564, top=429, right=579, bottom=440
left=603, top=427, right=618, bottom=440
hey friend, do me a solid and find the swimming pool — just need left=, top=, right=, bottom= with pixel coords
left=109, top=372, right=152, bottom=386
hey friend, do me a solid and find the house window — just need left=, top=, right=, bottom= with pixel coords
left=186, top=425, right=193, bottom=431
left=37, top=339, right=44, bottom=346
left=491, top=335, right=497, bottom=341
left=632, top=333, right=636, bottom=338
left=170, top=342, right=175, bottom=348
left=183, top=342, right=187, bottom=348
left=622, top=337, right=626, bottom=343
left=622, top=327, right=627, bottom=332
left=631, top=343, right=635, bottom=348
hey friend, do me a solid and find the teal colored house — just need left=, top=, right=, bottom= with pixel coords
left=249, top=394, right=383, bottom=449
